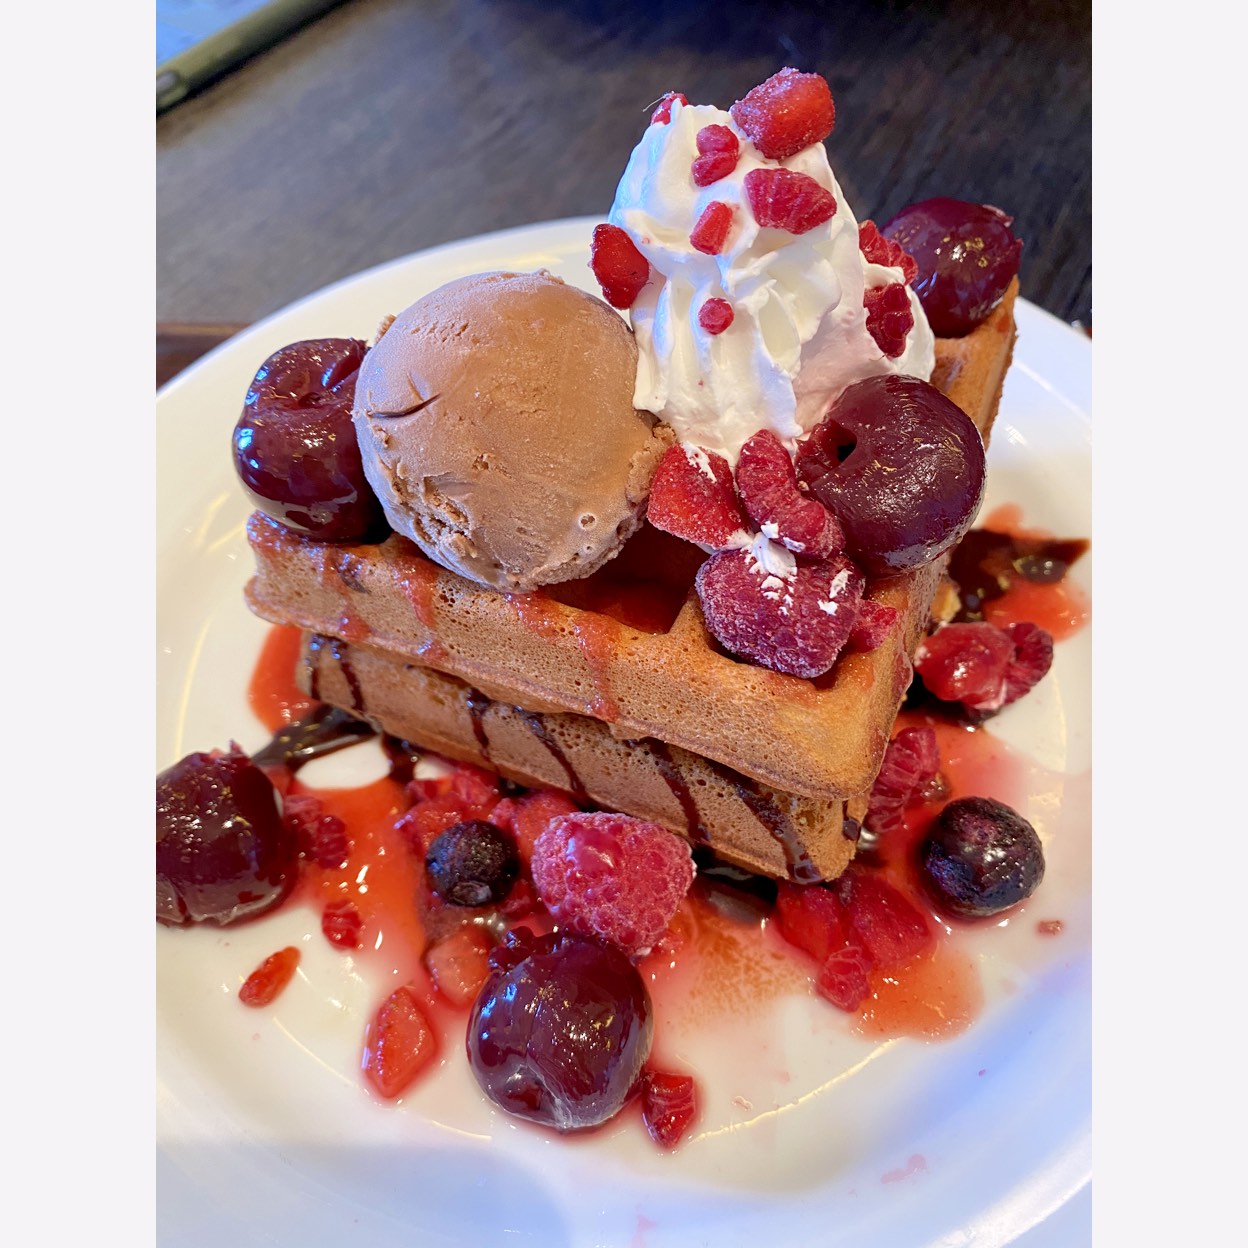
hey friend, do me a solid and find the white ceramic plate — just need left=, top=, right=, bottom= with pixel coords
left=156, top=218, right=1092, bottom=1248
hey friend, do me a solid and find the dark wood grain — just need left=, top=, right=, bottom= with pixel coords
left=157, top=0, right=1089, bottom=334
left=156, top=323, right=247, bottom=388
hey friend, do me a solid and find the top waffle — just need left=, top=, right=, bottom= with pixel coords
left=243, top=281, right=1017, bottom=802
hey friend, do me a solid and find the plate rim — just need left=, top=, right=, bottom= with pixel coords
left=156, top=216, right=1092, bottom=1248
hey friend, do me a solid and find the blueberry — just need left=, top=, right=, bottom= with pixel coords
left=919, top=796, right=1044, bottom=918
left=425, top=820, right=518, bottom=906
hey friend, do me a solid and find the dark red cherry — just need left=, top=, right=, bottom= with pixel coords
left=467, top=928, right=653, bottom=1131
left=795, top=375, right=985, bottom=575
left=919, top=796, right=1044, bottom=918
left=232, top=338, right=387, bottom=542
left=156, top=746, right=298, bottom=925
left=881, top=198, right=1023, bottom=337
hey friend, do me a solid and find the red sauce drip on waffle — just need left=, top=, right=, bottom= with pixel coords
left=506, top=591, right=622, bottom=721
left=394, top=553, right=448, bottom=664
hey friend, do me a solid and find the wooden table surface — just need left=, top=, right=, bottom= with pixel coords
left=156, top=0, right=1090, bottom=387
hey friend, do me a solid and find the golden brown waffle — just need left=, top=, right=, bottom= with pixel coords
left=301, top=635, right=857, bottom=882
left=244, top=280, right=1017, bottom=806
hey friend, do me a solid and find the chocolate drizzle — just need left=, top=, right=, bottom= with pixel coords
left=465, top=688, right=493, bottom=763
left=645, top=740, right=711, bottom=843
left=306, top=633, right=364, bottom=712
left=519, top=711, right=590, bottom=805
left=705, top=759, right=823, bottom=884
left=250, top=704, right=375, bottom=774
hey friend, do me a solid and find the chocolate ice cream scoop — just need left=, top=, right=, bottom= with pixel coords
left=353, top=270, right=669, bottom=592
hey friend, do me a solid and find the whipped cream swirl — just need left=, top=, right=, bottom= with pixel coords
left=608, top=100, right=934, bottom=464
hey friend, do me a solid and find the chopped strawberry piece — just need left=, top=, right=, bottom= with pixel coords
left=695, top=544, right=864, bottom=678
left=406, top=775, right=452, bottom=803
left=321, top=898, right=364, bottom=949
left=239, top=946, right=300, bottom=1007
left=590, top=223, right=650, bottom=309
left=836, top=867, right=933, bottom=967
left=729, top=68, right=836, bottom=160
left=744, top=168, right=837, bottom=235
left=395, top=791, right=475, bottom=856
left=507, top=788, right=581, bottom=867
left=424, top=926, right=494, bottom=1007
left=498, top=875, right=537, bottom=918
left=847, top=599, right=899, bottom=651
left=650, top=91, right=687, bottom=124
left=735, top=428, right=844, bottom=559
left=815, top=946, right=872, bottom=1012
left=864, top=282, right=914, bottom=357
left=450, top=763, right=503, bottom=814
left=774, top=880, right=855, bottom=964
left=859, top=220, right=918, bottom=283
left=532, top=812, right=695, bottom=956
left=865, top=726, right=940, bottom=840
left=690, top=200, right=734, bottom=254
left=642, top=1070, right=699, bottom=1148
left=698, top=298, right=734, bottom=334
left=692, top=124, right=740, bottom=186
left=646, top=442, right=748, bottom=550
left=362, top=984, right=438, bottom=1099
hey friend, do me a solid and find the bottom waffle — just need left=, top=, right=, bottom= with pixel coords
left=300, top=632, right=863, bottom=883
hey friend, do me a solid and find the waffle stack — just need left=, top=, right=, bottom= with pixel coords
left=244, top=281, right=1017, bottom=883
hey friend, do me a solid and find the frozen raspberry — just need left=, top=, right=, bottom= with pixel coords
left=859, top=220, right=918, bottom=283
left=647, top=442, right=748, bottom=550
left=590, top=223, right=650, bottom=309
left=916, top=620, right=1053, bottom=714
left=642, top=1070, right=699, bottom=1148
left=690, top=200, right=734, bottom=255
left=735, top=428, right=844, bottom=560
left=531, top=812, right=695, bottom=957
left=864, top=726, right=940, bottom=841
left=321, top=898, right=363, bottom=949
left=864, top=282, right=915, bottom=358
left=745, top=168, right=837, bottom=235
left=283, top=793, right=351, bottom=869
left=915, top=621, right=1014, bottom=706
left=692, top=124, right=740, bottom=186
left=698, top=298, right=734, bottom=334
left=650, top=91, right=687, bottom=124
left=695, top=542, right=864, bottom=678
left=847, top=599, right=899, bottom=651
left=999, top=621, right=1055, bottom=709
left=729, top=68, right=835, bottom=160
